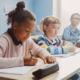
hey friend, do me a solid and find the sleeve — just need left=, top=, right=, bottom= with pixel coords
left=29, top=38, right=51, bottom=59
left=63, top=29, right=78, bottom=41
left=0, top=37, right=24, bottom=69
left=58, top=38, right=73, bottom=46
left=37, top=38, right=69, bottom=55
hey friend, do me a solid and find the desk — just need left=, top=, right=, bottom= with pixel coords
left=0, top=53, right=80, bottom=80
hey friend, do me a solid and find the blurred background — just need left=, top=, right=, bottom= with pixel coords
left=0, top=0, right=80, bottom=35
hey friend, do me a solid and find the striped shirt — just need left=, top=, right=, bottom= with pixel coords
left=37, top=35, right=73, bottom=55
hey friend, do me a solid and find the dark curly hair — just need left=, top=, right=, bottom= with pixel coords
left=6, top=1, right=36, bottom=25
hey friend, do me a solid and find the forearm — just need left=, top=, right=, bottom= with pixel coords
left=32, top=40, right=50, bottom=59
left=62, top=46, right=69, bottom=54
left=47, top=46, right=68, bottom=54
left=37, top=48, right=50, bottom=59
left=0, top=57, right=24, bottom=69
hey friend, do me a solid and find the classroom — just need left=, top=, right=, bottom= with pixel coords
left=0, top=0, right=80, bottom=80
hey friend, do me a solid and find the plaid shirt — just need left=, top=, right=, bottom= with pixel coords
left=62, top=25, right=80, bottom=41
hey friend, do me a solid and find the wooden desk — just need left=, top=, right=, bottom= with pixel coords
left=0, top=53, right=80, bottom=80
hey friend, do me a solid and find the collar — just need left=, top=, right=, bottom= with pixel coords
left=7, top=28, right=23, bottom=46
left=70, top=25, right=78, bottom=32
left=43, top=35, right=57, bottom=45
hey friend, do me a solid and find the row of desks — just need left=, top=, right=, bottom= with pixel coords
left=0, top=51, right=80, bottom=80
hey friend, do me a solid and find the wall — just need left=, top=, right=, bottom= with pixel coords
left=33, top=0, right=53, bottom=26
left=0, top=0, right=33, bottom=34
left=61, top=0, right=80, bottom=34
left=0, top=0, right=53, bottom=34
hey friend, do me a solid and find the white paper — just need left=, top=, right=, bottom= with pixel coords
left=0, top=62, right=41, bottom=75
left=53, top=47, right=80, bottom=58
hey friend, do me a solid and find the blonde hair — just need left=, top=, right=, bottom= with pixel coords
left=71, top=13, right=80, bottom=19
left=39, top=18, right=44, bottom=34
left=40, top=18, right=44, bottom=25
left=43, top=16, right=60, bottom=34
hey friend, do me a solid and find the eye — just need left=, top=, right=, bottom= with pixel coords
left=25, top=29, right=30, bottom=33
left=25, top=29, right=33, bottom=34
left=52, top=27, right=55, bottom=28
left=58, top=28, right=60, bottom=29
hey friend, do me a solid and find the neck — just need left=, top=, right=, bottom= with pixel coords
left=13, top=30, right=20, bottom=41
left=72, top=25, right=77, bottom=30
left=46, top=35, right=53, bottom=42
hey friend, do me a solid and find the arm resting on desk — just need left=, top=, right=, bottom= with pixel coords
left=0, top=57, right=24, bottom=69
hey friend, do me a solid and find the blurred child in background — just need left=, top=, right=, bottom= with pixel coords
left=37, top=16, right=79, bottom=80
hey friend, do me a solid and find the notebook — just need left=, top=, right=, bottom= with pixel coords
left=0, top=62, right=41, bottom=75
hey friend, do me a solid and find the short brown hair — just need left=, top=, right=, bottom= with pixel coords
left=43, top=16, right=60, bottom=26
left=71, top=13, right=80, bottom=19
left=43, top=16, right=60, bottom=34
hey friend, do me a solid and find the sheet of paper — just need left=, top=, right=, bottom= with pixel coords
left=0, top=62, right=41, bottom=75
left=53, top=47, right=80, bottom=58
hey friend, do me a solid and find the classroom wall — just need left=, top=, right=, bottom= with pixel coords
left=0, top=0, right=53, bottom=34
left=33, top=0, right=53, bottom=26
left=60, top=0, right=80, bottom=34
left=0, top=0, right=33, bottom=34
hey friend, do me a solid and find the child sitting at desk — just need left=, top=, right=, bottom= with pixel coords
left=37, top=16, right=75, bottom=55
left=0, top=2, right=56, bottom=69
left=62, top=13, right=80, bottom=41
left=37, top=16, right=79, bottom=80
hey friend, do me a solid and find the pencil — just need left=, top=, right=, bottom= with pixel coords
left=30, top=50, right=33, bottom=58
left=75, top=39, right=78, bottom=46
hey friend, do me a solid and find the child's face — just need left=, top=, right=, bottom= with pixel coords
left=44, top=23, right=60, bottom=38
left=71, top=15, right=80, bottom=27
left=13, top=19, right=36, bottom=42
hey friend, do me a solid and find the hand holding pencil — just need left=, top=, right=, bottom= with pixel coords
left=23, top=50, right=38, bottom=66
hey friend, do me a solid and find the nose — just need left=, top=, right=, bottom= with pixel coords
left=55, top=28, right=58, bottom=32
left=55, top=28, right=58, bottom=34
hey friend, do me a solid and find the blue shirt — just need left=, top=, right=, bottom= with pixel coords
left=62, top=25, right=80, bottom=41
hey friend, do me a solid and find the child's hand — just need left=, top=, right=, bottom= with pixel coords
left=23, top=56, right=38, bottom=66
left=68, top=46, right=76, bottom=52
left=43, top=56, right=56, bottom=64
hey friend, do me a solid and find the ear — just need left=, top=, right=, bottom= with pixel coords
left=13, top=22, right=18, bottom=30
left=43, top=25, right=47, bottom=32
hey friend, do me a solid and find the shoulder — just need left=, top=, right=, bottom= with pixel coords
left=37, top=35, right=46, bottom=43
left=0, top=32, right=11, bottom=48
left=55, top=37, right=61, bottom=41
left=26, top=37, right=34, bottom=43
left=54, top=37, right=62, bottom=43
left=26, top=37, right=38, bottom=45
left=64, top=25, right=71, bottom=32
left=0, top=32, right=11, bottom=42
left=65, top=25, right=71, bottom=29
